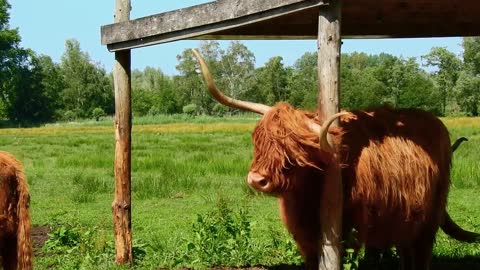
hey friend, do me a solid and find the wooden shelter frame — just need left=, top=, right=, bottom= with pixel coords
left=101, top=0, right=480, bottom=268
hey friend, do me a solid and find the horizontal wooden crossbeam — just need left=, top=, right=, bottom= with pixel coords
left=101, top=0, right=480, bottom=52
left=101, top=0, right=327, bottom=51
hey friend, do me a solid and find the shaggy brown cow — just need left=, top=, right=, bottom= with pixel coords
left=192, top=49, right=480, bottom=270
left=0, top=151, right=32, bottom=270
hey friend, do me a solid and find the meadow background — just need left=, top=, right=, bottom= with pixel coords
left=0, top=114, right=479, bottom=269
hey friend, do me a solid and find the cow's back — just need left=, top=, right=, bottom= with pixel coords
left=338, top=107, right=451, bottom=248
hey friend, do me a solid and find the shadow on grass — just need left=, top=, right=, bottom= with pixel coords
left=358, top=255, right=480, bottom=270
left=0, top=120, right=45, bottom=128
left=240, top=255, right=480, bottom=270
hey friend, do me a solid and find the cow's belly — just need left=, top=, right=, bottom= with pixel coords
left=349, top=204, right=427, bottom=248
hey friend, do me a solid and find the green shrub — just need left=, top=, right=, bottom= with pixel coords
left=212, top=103, right=228, bottom=116
left=44, top=225, right=82, bottom=252
left=63, top=110, right=76, bottom=121
left=171, top=197, right=303, bottom=268
left=182, top=103, right=198, bottom=115
left=147, top=106, right=161, bottom=116
left=91, top=107, right=106, bottom=121
left=43, top=224, right=117, bottom=269
left=182, top=197, right=255, bottom=267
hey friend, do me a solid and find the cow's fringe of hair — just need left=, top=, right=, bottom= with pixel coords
left=251, top=103, right=326, bottom=191
left=1, top=152, right=32, bottom=270
left=15, top=164, right=32, bottom=270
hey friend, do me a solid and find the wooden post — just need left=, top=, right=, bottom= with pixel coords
left=317, top=1, right=343, bottom=270
left=112, top=0, right=133, bottom=265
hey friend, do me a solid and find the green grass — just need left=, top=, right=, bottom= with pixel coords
left=0, top=115, right=479, bottom=269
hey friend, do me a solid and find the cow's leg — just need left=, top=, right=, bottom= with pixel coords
left=304, top=254, right=319, bottom=270
left=292, top=234, right=318, bottom=270
left=411, top=237, right=434, bottom=270
left=279, top=196, right=320, bottom=270
left=397, top=246, right=414, bottom=270
left=1, top=237, right=18, bottom=270
left=362, top=248, right=383, bottom=270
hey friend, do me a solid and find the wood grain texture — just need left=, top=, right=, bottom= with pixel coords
left=101, top=0, right=326, bottom=51
left=112, top=0, right=133, bottom=265
left=317, top=1, right=343, bottom=269
left=101, top=0, right=480, bottom=51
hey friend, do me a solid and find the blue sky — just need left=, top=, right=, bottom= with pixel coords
left=9, top=0, right=464, bottom=75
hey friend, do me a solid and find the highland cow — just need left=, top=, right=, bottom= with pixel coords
left=0, top=151, right=32, bottom=270
left=192, top=49, right=479, bottom=270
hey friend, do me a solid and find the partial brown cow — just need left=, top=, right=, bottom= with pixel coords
left=192, top=49, right=479, bottom=270
left=0, top=151, right=32, bottom=270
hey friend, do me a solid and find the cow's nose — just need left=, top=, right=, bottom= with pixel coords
left=247, top=171, right=270, bottom=191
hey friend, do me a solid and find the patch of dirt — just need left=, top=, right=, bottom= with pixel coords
left=31, top=225, right=50, bottom=251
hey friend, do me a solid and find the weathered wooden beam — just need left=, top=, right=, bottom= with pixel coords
left=112, top=0, right=133, bottom=265
left=317, top=1, right=343, bottom=270
left=101, top=0, right=480, bottom=51
left=101, top=0, right=326, bottom=51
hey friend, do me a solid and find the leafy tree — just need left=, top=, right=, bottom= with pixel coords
left=0, top=0, right=28, bottom=120
left=340, top=52, right=384, bottom=110
left=132, top=67, right=178, bottom=116
left=454, top=70, right=480, bottom=116
left=373, top=54, right=438, bottom=113
left=176, top=41, right=219, bottom=114
left=287, top=52, right=317, bottom=110
left=256, top=56, right=289, bottom=104
left=177, top=41, right=256, bottom=114
left=36, top=55, right=66, bottom=119
left=60, top=39, right=113, bottom=119
left=423, top=47, right=462, bottom=115
left=463, top=37, right=480, bottom=75
left=341, top=66, right=384, bottom=110
left=0, top=1, right=59, bottom=123
left=457, top=37, right=480, bottom=116
left=0, top=0, right=23, bottom=86
left=218, top=41, right=256, bottom=102
left=3, top=53, right=53, bottom=122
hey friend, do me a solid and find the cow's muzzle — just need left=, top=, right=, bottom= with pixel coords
left=247, top=171, right=271, bottom=192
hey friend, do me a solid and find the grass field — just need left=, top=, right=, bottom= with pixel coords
left=1, top=114, right=479, bottom=269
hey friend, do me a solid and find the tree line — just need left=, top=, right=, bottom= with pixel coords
left=1, top=1, right=479, bottom=125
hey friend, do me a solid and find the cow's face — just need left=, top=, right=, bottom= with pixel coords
left=191, top=50, right=343, bottom=194
left=246, top=104, right=329, bottom=194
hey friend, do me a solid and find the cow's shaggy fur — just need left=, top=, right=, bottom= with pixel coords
left=0, top=151, right=32, bottom=270
left=191, top=49, right=477, bottom=269
left=249, top=103, right=472, bottom=270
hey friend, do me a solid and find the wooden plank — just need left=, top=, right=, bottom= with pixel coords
left=101, top=0, right=326, bottom=51
left=317, top=1, right=343, bottom=270
left=101, top=0, right=480, bottom=51
left=341, top=0, right=480, bottom=37
left=112, top=0, right=133, bottom=265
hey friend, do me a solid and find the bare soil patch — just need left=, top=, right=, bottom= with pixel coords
left=31, top=225, right=50, bottom=252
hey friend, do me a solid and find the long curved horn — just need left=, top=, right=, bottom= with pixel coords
left=191, top=49, right=271, bottom=115
left=317, top=112, right=351, bottom=153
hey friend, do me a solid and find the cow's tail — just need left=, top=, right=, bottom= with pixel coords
left=441, top=136, right=480, bottom=243
left=441, top=212, right=480, bottom=243
left=15, top=163, right=33, bottom=270
left=451, top=136, right=468, bottom=152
